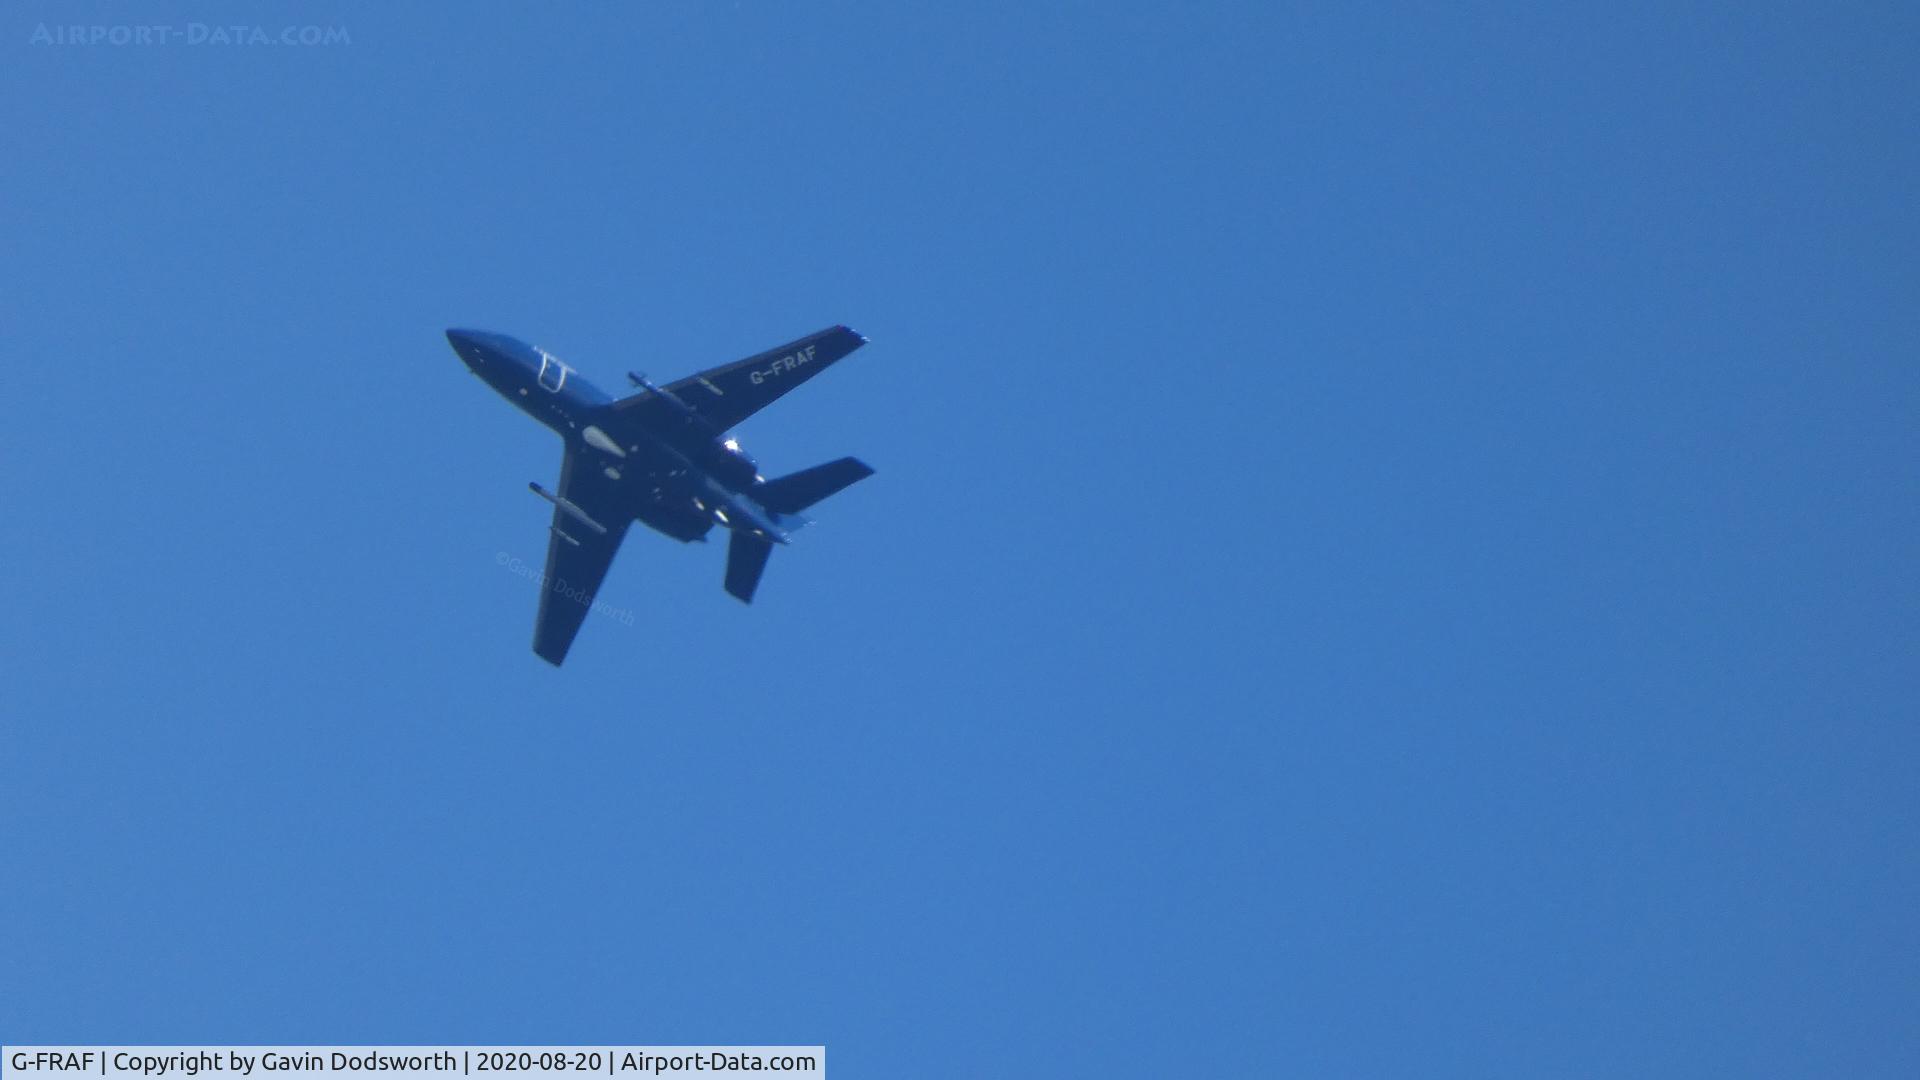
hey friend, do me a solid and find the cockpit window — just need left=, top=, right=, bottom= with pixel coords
left=535, top=348, right=570, bottom=392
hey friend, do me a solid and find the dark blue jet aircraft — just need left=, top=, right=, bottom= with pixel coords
left=446, top=325, right=874, bottom=665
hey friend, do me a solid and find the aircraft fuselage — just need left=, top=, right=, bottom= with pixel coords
left=447, top=328, right=781, bottom=544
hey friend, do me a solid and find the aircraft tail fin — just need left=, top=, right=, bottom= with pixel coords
left=725, top=531, right=775, bottom=603
left=755, top=457, right=874, bottom=515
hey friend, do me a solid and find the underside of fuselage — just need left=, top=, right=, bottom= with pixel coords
left=635, top=483, right=718, bottom=542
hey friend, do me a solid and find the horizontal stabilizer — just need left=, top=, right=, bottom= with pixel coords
left=725, top=531, right=775, bottom=603
left=756, top=457, right=874, bottom=515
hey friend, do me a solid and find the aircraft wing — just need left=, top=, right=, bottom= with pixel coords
left=610, top=325, right=868, bottom=435
left=531, top=446, right=633, bottom=666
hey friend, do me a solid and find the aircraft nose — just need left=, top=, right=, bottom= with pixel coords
left=446, top=328, right=491, bottom=367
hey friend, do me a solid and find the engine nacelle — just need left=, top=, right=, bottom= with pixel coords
left=705, top=437, right=759, bottom=491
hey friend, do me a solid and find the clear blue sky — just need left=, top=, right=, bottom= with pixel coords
left=3, top=2, right=1915, bottom=1075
